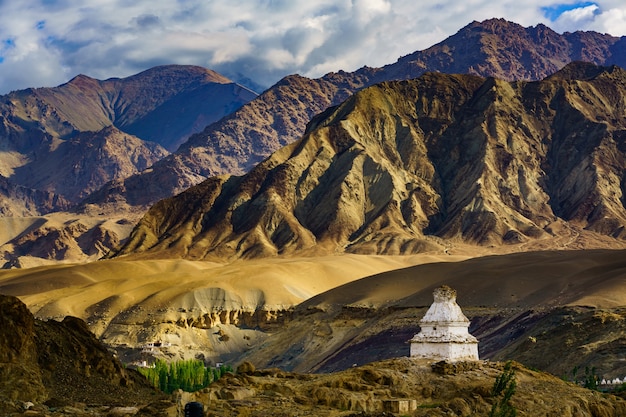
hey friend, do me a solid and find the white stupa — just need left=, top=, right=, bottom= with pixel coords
left=409, top=285, right=479, bottom=361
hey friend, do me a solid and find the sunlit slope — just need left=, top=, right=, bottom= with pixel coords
left=0, top=254, right=450, bottom=333
left=300, top=249, right=626, bottom=310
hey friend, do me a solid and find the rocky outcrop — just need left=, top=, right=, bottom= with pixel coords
left=0, top=295, right=157, bottom=411
left=87, top=19, right=626, bottom=209
left=2, top=220, right=119, bottom=265
left=0, top=295, right=46, bottom=403
left=113, top=63, right=626, bottom=260
left=188, top=358, right=626, bottom=416
left=171, top=308, right=293, bottom=331
left=0, top=213, right=139, bottom=267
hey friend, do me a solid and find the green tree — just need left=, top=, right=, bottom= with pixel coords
left=583, top=366, right=599, bottom=391
left=137, top=359, right=231, bottom=394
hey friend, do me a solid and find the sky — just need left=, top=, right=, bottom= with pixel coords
left=0, top=1, right=624, bottom=95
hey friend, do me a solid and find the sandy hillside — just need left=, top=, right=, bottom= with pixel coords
left=0, top=253, right=460, bottom=331
left=300, top=249, right=626, bottom=311
left=228, top=249, right=626, bottom=376
left=0, top=211, right=141, bottom=268
left=3, top=247, right=626, bottom=367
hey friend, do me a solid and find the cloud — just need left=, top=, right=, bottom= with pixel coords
left=541, top=2, right=597, bottom=21
left=547, top=3, right=601, bottom=30
left=0, top=0, right=625, bottom=94
left=545, top=1, right=626, bottom=34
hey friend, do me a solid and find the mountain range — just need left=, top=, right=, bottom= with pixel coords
left=3, top=18, right=626, bottom=266
left=112, top=61, right=626, bottom=260
left=85, top=18, right=626, bottom=211
left=0, top=65, right=257, bottom=214
left=5, top=18, right=626, bottom=410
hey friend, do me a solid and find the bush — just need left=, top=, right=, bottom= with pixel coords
left=489, top=361, right=517, bottom=417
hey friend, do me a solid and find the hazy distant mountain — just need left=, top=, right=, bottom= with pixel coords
left=0, top=175, right=70, bottom=216
left=113, top=62, right=626, bottom=260
left=0, top=65, right=257, bottom=210
left=87, top=18, right=626, bottom=210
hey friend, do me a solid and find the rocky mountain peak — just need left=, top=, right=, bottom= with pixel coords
left=64, top=73, right=101, bottom=89
left=547, top=61, right=623, bottom=81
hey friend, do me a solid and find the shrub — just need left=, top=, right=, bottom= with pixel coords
left=489, top=361, right=517, bottom=417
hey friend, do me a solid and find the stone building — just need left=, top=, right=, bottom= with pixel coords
left=409, top=285, right=479, bottom=361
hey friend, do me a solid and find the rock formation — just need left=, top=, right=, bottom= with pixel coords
left=113, top=62, right=626, bottom=260
left=0, top=294, right=159, bottom=412
left=0, top=294, right=47, bottom=403
left=409, top=286, right=479, bottom=361
left=0, top=175, right=70, bottom=216
left=13, top=125, right=168, bottom=202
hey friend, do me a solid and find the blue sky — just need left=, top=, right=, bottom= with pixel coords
left=542, top=2, right=598, bottom=20
left=0, top=1, right=623, bottom=95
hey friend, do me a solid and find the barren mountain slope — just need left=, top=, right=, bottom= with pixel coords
left=0, top=212, right=140, bottom=268
left=0, top=254, right=444, bottom=365
left=6, top=248, right=626, bottom=387
left=0, top=65, right=256, bottom=208
left=388, top=18, right=626, bottom=81
left=80, top=72, right=375, bottom=208
left=14, top=126, right=168, bottom=202
left=86, top=19, right=626, bottom=209
left=0, top=175, right=70, bottom=217
left=1, top=65, right=254, bottom=152
left=0, top=66, right=256, bottom=264
left=112, top=62, right=626, bottom=261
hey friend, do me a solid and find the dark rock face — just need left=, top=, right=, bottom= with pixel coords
left=0, top=295, right=46, bottom=403
left=114, top=63, right=626, bottom=260
left=0, top=295, right=157, bottom=408
left=90, top=19, right=626, bottom=210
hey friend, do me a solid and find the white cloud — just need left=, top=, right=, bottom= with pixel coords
left=551, top=4, right=600, bottom=31
left=0, top=0, right=624, bottom=94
